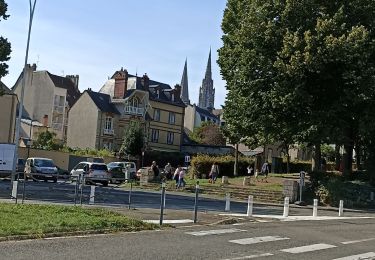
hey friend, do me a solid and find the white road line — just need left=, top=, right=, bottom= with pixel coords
left=186, top=228, right=246, bottom=236
left=341, top=238, right=375, bottom=245
left=332, top=252, right=375, bottom=260
left=222, top=253, right=273, bottom=260
left=281, top=243, right=336, bottom=254
left=229, top=236, right=289, bottom=245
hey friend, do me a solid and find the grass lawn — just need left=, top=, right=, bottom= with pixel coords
left=0, top=203, right=156, bottom=238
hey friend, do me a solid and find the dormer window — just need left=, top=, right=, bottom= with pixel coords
left=130, top=97, right=139, bottom=108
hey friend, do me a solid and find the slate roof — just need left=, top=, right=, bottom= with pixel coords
left=86, top=90, right=120, bottom=114
left=47, top=72, right=81, bottom=107
left=195, top=106, right=219, bottom=120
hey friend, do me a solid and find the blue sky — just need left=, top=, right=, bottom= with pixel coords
left=0, top=0, right=228, bottom=108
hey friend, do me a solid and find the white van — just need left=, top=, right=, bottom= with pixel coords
left=24, top=157, right=58, bottom=182
left=0, top=143, right=15, bottom=178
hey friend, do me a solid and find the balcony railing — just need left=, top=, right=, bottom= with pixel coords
left=124, top=106, right=144, bottom=115
left=103, top=128, right=114, bottom=135
left=52, top=122, right=63, bottom=130
left=53, top=105, right=64, bottom=114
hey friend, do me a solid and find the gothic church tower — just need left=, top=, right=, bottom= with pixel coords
left=198, top=49, right=215, bottom=110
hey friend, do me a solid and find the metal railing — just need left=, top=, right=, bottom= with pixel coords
left=103, top=128, right=114, bottom=135
left=124, top=106, right=144, bottom=115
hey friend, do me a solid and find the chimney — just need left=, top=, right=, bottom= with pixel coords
left=174, top=84, right=181, bottom=100
left=43, top=115, right=48, bottom=127
left=113, top=68, right=128, bottom=98
left=66, top=75, right=79, bottom=89
left=31, top=63, right=37, bottom=71
left=141, top=73, right=149, bottom=90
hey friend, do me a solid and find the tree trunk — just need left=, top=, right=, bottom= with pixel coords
left=312, top=143, right=321, bottom=172
left=335, top=145, right=341, bottom=171
left=284, top=143, right=290, bottom=173
left=355, top=144, right=362, bottom=171
left=343, top=143, right=354, bottom=177
left=234, top=143, right=239, bottom=176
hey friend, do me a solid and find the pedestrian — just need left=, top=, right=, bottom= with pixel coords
left=151, top=161, right=159, bottom=179
left=164, top=162, right=172, bottom=179
left=261, top=162, right=269, bottom=182
left=247, top=165, right=253, bottom=175
left=209, top=162, right=219, bottom=184
left=177, top=167, right=186, bottom=189
left=173, top=165, right=181, bottom=188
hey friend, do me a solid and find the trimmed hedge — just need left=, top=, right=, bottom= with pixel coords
left=190, top=154, right=254, bottom=178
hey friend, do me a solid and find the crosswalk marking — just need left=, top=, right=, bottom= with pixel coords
left=331, top=252, right=375, bottom=260
left=341, top=238, right=375, bottom=245
left=185, top=228, right=246, bottom=236
left=222, top=253, right=274, bottom=260
left=229, top=236, right=289, bottom=245
left=281, top=243, right=336, bottom=254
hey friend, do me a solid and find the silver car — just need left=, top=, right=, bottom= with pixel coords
left=70, top=162, right=109, bottom=186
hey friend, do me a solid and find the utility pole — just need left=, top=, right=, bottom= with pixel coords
left=11, top=0, right=37, bottom=190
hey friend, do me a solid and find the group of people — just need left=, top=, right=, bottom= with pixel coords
left=150, top=161, right=186, bottom=189
left=247, top=162, right=269, bottom=182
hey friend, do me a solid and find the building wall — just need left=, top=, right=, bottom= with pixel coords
left=0, top=94, right=17, bottom=143
left=184, top=104, right=195, bottom=133
left=148, top=100, right=184, bottom=152
left=67, top=92, right=99, bottom=149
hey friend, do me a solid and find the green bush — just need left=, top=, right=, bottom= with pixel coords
left=190, top=154, right=253, bottom=178
left=281, top=161, right=311, bottom=173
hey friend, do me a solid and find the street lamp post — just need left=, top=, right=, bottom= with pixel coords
left=11, top=0, right=37, bottom=192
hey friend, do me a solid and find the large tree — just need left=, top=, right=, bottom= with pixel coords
left=218, top=0, right=375, bottom=175
left=120, top=121, right=144, bottom=157
left=0, top=0, right=11, bottom=81
left=189, top=121, right=226, bottom=146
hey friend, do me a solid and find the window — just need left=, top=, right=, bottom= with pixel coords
left=154, top=109, right=160, bottom=121
left=105, top=117, right=113, bottom=130
left=167, top=132, right=174, bottom=145
left=168, top=112, right=176, bottom=124
left=130, top=97, right=139, bottom=107
left=151, top=129, right=159, bottom=142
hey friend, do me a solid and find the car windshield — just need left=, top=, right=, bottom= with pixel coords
left=18, top=159, right=25, bottom=165
left=34, top=159, right=55, bottom=167
left=107, top=162, right=120, bottom=168
left=91, top=164, right=107, bottom=171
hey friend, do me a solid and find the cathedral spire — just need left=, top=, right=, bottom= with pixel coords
left=180, top=58, right=190, bottom=105
left=205, top=48, right=212, bottom=79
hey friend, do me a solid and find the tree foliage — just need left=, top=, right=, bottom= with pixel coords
left=189, top=121, right=226, bottom=146
left=0, top=0, right=11, bottom=80
left=120, top=121, right=144, bottom=156
left=32, top=131, right=63, bottom=150
left=218, top=0, right=375, bottom=176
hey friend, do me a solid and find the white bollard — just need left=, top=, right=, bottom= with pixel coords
left=225, top=193, right=231, bottom=212
left=339, top=200, right=344, bottom=217
left=283, top=197, right=289, bottom=218
left=371, top=192, right=374, bottom=201
left=11, top=181, right=18, bottom=201
left=247, top=195, right=253, bottom=217
left=89, top=185, right=95, bottom=205
left=313, top=199, right=318, bottom=217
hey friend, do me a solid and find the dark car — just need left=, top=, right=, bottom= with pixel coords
left=56, top=166, right=70, bottom=179
left=108, top=166, right=135, bottom=183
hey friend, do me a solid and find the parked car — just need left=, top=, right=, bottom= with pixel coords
left=70, top=162, right=109, bottom=186
left=56, top=166, right=70, bottom=179
left=107, top=162, right=136, bottom=182
left=24, top=157, right=58, bottom=182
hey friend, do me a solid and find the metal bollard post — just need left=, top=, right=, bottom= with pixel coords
left=225, top=193, right=231, bottom=212
left=371, top=192, right=374, bottom=201
left=11, top=180, right=18, bottom=204
left=164, top=190, right=166, bottom=209
left=74, top=176, right=79, bottom=205
left=283, top=197, right=289, bottom=217
left=247, top=195, right=253, bottom=217
left=193, top=181, right=199, bottom=223
left=128, top=180, right=133, bottom=209
left=22, top=175, right=27, bottom=204
left=339, top=200, right=344, bottom=217
left=89, top=185, right=95, bottom=205
left=79, top=174, right=84, bottom=206
left=160, top=182, right=166, bottom=225
left=313, top=199, right=318, bottom=217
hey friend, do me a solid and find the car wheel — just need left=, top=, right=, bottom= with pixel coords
left=53, top=178, right=57, bottom=183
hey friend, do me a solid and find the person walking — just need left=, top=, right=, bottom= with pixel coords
left=173, top=165, right=181, bottom=188
left=209, top=162, right=219, bottom=184
left=164, top=162, right=172, bottom=179
left=177, top=167, right=186, bottom=189
left=261, top=162, right=269, bottom=182
left=151, top=161, right=159, bottom=179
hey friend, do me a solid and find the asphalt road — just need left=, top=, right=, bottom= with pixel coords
left=1, top=218, right=375, bottom=260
